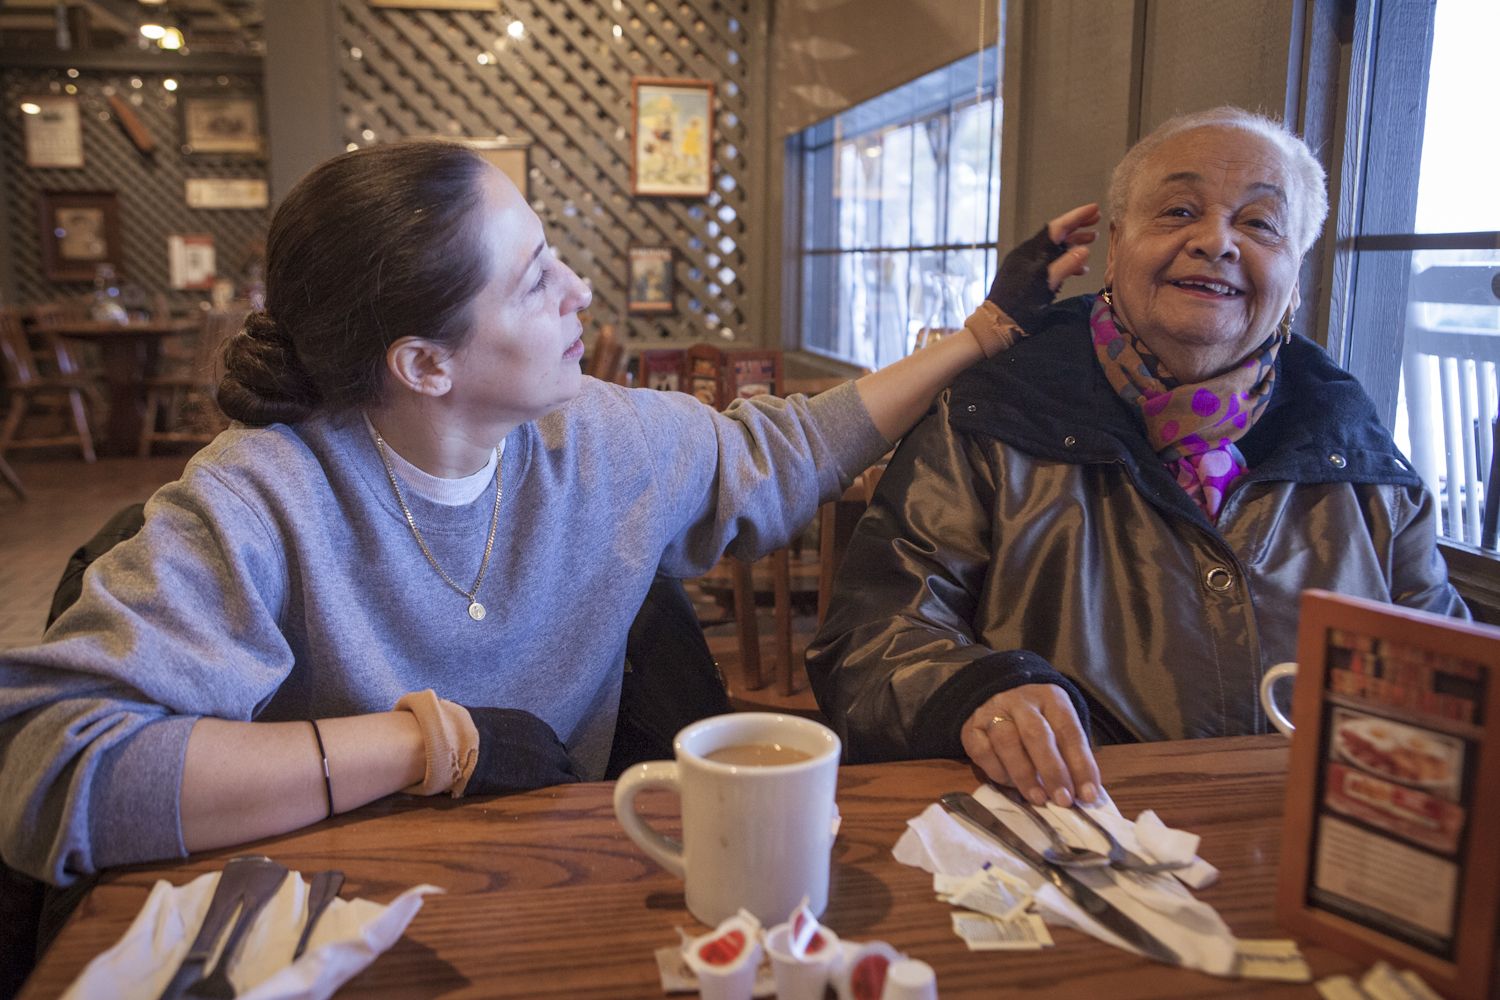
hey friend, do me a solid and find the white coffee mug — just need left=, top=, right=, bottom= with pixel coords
left=613, top=712, right=841, bottom=926
left=1260, top=662, right=1298, bottom=736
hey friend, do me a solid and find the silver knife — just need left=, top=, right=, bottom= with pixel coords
left=155, top=855, right=278, bottom=1000
left=939, top=793, right=1181, bottom=966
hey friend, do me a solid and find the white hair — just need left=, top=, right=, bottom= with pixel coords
left=1107, top=106, right=1329, bottom=257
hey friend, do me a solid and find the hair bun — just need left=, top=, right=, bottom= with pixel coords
left=217, top=311, right=323, bottom=425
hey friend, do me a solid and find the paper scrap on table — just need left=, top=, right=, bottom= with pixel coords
left=654, top=945, right=775, bottom=997
left=1361, top=961, right=1445, bottom=1000
left=951, top=912, right=1052, bottom=951
left=60, top=869, right=441, bottom=1000
left=941, top=865, right=1032, bottom=921
left=893, top=785, right=1238, bottom=976
left=1234, top=939, right=1311, bottom=981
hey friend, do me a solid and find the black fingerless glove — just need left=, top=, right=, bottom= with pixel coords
left=987, top=225, right=1068, bottom=336
left=464, top=707, right=581, bottom=795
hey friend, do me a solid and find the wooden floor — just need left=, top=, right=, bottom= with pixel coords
left=0, top=453, right=828, bottom=716
left=0, top=454, right=191, bottom=652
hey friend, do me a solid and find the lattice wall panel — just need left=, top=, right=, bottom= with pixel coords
left=2, top=68, right=270, bottom=308
left=336, top=0, right=761, bottom=345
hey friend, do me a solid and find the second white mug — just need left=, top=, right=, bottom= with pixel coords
left=1260, top=661, right=1298, bottom=736
left=613, top=712, right=842, bottom=926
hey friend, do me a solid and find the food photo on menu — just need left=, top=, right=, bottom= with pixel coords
left=1308, top=628, right=1487, bottom=960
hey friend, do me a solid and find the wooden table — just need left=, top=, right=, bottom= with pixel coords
left=21, top=735, right=1361, bottom=998
left=48, top=319, right=201, bottom=457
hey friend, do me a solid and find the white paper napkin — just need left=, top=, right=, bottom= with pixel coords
left=61, top=869, right=442, bottom=1000
left=892, top=786, right=1237, bottom=976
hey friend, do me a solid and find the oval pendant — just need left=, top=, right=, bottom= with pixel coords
left=468, top=601, right=486, bottom=621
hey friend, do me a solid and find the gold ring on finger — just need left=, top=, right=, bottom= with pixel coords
left=985, top=714, right=1012, bottom=732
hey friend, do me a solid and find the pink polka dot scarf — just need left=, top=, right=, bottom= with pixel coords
left=1089, top=295, right=1281, bottom=521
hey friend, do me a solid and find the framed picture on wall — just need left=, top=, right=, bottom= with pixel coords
left=458, top=137, right=531, bottom=199
left=627, top=245, right=676, bottom=315
left=168, top=234, right=216, bottom=290
left=22, top=95, right=83, bottom=168
left=180, top=91, right=265, bottom=156
left=37, top=190, right=123, bottom=282
left=631, top=77, right=714, bottom=197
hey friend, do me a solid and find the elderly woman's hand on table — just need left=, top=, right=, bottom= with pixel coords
left=961, top=686, right=1101, bottom=806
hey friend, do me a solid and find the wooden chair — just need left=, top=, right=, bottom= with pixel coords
left=137, top=308, right=247, bottom=457
left=0, top=308, right=96, bottom=463
left=0, top=453, right=25, bottom=499
left=584, top=324, right=629, bottom=386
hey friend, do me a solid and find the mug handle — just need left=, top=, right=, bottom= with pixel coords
left=1260, top=662, right=1298, bottom=737
left=612, top=761, right=686, bottom=878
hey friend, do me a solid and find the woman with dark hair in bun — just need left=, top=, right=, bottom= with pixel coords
left=0, top=139, right=1048, bottom=885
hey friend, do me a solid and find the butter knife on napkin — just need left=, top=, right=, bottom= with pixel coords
left=156, top=855, right=288, bottom=1000
left=939, top=793, right=1181, bottom=966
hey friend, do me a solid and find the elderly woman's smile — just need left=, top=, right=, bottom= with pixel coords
left=1106, top=126, right=1304, bottom=382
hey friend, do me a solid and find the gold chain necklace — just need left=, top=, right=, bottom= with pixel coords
left=374, top=431, right=502, bottom=621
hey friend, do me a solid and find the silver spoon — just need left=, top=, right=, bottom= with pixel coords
left=990, top=784, right=1111, bottom=868
left=1068, top=803, right=1193, bottom=874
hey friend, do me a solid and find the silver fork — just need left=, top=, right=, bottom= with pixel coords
left=991, top=784, right=1111, bottom=868
left=1068, top=803, right=1193, bottom=874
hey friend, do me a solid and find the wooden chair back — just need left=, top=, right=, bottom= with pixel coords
left=724, top=350, right=783, bottom=402
left=585, top=325, right=628, bottom=385
left=685, top=344, right=726, bottom=408
left=0, top=310, right=41, bottom=388
left=28, top=305, right=88, bottom=377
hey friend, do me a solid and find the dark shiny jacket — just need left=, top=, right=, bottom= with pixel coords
left=806, top=295, right=1467, bottom=763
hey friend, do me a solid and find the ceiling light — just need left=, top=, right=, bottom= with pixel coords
left=159, top=27, right=184, bottom=49
left=163, top=78, right=178, bottom=91
left=140, top=23, right=166, bottom=39
left=20, top=102, right=40, bottom=114
left=507, top=20, right=524, bottom=38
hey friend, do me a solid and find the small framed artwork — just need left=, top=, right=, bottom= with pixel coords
left=1276, top=590, right=1500, bottom=1000
left=22, top=95, right=83, bottom=168
left=185, top=178, right=269, bottom=209
left=459, top=136, right=531, bottom=199
left=367, top=0, right=498, bottom=8
left=180, top=91, right=264, bottom=156
left=168, top=234, right=216, bottom=290
left=628, top=245, right=676, bottom=315
left=640, top=349, right=686, bottom=393
left=726, top=351, right=783, bottom=401
left=631, top=77, right=714, bottom=198
left=37, top=190, right=123, bottom=281
left=685, top=344, right=725, bottom=408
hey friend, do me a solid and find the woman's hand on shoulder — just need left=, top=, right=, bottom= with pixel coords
left=960, top=683, right=1101, bottom=806
left=987, top=203, right=1100, bottom=334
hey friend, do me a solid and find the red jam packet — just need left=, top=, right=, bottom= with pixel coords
left=682, top=908, right=763, bottom=978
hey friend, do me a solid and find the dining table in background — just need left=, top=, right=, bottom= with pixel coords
left=20, top=735, right=1364, bottom=999
left=46, top=318, right=203, bottom=457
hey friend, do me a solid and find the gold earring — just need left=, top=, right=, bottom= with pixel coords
left=1101, top=286, right=1114, bottom=307
left=1278, top=308, right=1294, bottom=344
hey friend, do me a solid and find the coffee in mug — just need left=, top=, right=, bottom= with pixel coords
left=703, top=743, right=813, bottom=766
left=613, top=713, right=841, bottom=926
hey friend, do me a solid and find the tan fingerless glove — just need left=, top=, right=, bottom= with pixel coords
left=964, top=300, right=1025, bottom=358
left=393, top=689, right=481, bottom=798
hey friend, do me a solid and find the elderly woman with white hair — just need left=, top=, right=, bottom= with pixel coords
left=807, top=106, right=1466, bottom=807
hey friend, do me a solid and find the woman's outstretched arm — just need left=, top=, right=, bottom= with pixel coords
left=852, top=203, right=1099, bottom=441
left=179, top=712, right=425, bottom=851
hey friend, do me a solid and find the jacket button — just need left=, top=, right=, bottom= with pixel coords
left=967, top=404, right=977, bottom=412
left=1205, top=567, right=1234, bottom=592
left=1063, top=435, right=1077, bottom=447
left=1329, top=453, right=1347, bottom=468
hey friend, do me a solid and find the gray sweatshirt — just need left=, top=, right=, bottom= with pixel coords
left=0, top=378, right=887, bottom=884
